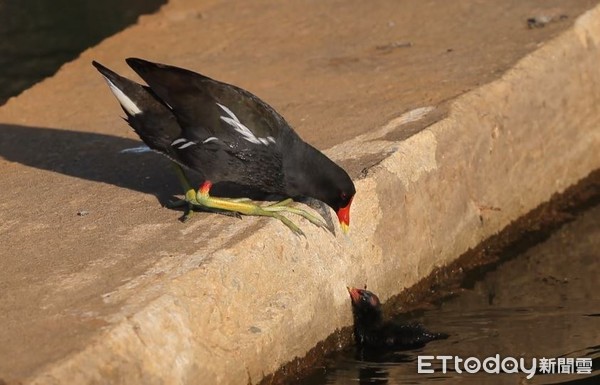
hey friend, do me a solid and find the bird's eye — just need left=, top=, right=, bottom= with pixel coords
left=340, top=192, right=347, bottom=200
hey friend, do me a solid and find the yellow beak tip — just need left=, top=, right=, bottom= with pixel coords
left=340, top=222, right=350, bottom=235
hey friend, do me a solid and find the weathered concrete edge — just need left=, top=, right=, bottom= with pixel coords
left=30, top=6, right=600, bottom=385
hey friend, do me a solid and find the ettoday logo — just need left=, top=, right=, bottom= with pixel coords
left=418, top=355, right=593, bottom=379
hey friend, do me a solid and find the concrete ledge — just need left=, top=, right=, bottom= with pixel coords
left=29, top=5, right=600, bottom=384
left=1, top=3, right=599, bottom=385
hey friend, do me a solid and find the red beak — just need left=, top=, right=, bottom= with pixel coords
left=347, top=286, right=361, bottom=303
left=336, top=196, right=353, bottom=234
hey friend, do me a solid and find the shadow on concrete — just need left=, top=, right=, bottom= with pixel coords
left=0, top=124, right=338, bottom=229
left=0, top=123, right=321, bottom=199
left=0, top=124, right=181, bottom=203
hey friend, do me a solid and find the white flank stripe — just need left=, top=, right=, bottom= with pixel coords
left=216, top=102, right=272, bottom=146
left=171, top=138, right=187, bottom=146
left=103, top=76, right=142, bottom=115
left=203, top=137, right=218, bottom=144
left=221, top=117, right=262, bottom=144
left=216, top=103, right=239, bottom=123
left=267, top=136, right=276, bottom=143
left=177, top=141, right=196, bottom=149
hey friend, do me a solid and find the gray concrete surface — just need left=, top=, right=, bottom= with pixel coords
left=1, top=1, right=599, bottom=384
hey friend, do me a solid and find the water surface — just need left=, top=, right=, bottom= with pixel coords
left=293, top=204, right=600, bottom=384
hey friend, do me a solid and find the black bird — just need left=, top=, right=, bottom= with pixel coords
left=92, top=58, right=355, bottom=235
left=347, top=287, right=448, bottom=350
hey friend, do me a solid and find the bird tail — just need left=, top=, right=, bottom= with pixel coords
left=92, top=60, right=147, bottom=118
left=92, top=60, right=183, bottom=156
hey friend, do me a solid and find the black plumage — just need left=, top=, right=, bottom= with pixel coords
left=347, top=287, right=448, bottom=350
left=92, top=58, right=355, bottom=232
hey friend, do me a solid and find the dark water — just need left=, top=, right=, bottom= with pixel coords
left=0, top=0, right=166, bottom=105
left=293, top=204, right=600, bottom=385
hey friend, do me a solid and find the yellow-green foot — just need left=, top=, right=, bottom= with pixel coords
left=167, top=175, right=327, bottom=234
left=190, top=182, right=327, bottom=235
left=166, top=189, right=242, bottom=222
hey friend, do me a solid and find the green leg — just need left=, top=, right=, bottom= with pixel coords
left=164, top=163, right=198, bottom=221
left=167, top=164, right=241, bottom=221
left=166, top=163, right=326, bottom=235
left=194, top=186, right=327, bottom=236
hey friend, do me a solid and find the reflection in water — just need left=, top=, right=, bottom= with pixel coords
left=293, top=204, right=600, bottom=384
left=0, top=0, right=165, bottom=104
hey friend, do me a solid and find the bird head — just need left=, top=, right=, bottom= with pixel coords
left=292, top=170, right=355, bottom=234
left=347, top=286, right=383, bottom=326
left=284, top=142, right=356, bottom=233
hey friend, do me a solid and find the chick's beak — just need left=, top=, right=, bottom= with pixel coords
left=347, top=286, right=361, bottom=303
left=336, top=197, right=353, bottom=234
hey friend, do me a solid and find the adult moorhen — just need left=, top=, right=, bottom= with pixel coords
left=92, top=58, right=355, bottom=235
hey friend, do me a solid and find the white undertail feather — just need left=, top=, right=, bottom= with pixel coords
left=120, top=145, right=152, bottom=154
left=102, top=76, right=142, bottom=115
left=216, top=103, right=275, bottom=145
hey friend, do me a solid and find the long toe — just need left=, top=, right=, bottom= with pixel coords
left=289, top=207, right=328, bottom=229
left=266, top=198, right=294, bottom=207
left=272, top=213, right=305, bottom=237
left=198, top=206, right=243, bottom=219
left=166, top=198, right=189, bottom=208
left=192, top=194, right=309, bottom=235
left=180, top=204, right=194, bottom=222
left=264, top=204, right=327, bottom=229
